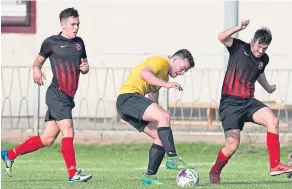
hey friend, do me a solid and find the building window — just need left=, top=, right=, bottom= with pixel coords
left=1, top=0, right=36, bottom=34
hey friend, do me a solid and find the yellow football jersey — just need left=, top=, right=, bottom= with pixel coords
left=118, top=56, right=169, bottom=96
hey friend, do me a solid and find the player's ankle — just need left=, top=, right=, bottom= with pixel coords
left=270, top=164, right=279, bottom=169
left=68, top=168, right=78, bottom=178
left=167, top=155, right=178, bottom=160
left=210, top=170, right=221, bottom=174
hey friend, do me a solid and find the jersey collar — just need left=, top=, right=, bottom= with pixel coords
left=58, top=32, right=76, bottom=41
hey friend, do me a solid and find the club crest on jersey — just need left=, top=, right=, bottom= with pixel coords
left=258, top=61, right=264, bottom=70
left=74, top=43, right=82, bottom=51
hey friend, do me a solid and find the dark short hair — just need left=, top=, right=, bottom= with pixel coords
left=171, top=49, right=195, bottom=68
left=59, top=7, right=79, bottom=22
left=253, top=27, right=272, bottom=45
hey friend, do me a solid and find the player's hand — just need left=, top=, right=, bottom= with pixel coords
left=80, top=60, right=89, bottom=74
left=165, top=82, right=183, bottom=91
left=33, top=67, right=46, bottom=86
left=267, top=85, right=276, bottom=94
left=237, top=19, right=250, bottom=31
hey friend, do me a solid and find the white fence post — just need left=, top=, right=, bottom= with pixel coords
left=162, top=88, right=169, bottom=112
left=33, top=84, right=40, bottom=135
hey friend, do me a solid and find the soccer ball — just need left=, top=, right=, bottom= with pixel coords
left=176, top=169, right=199, bottom=187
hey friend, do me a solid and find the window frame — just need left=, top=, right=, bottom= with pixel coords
left=1, top=1, right=36, bottom=34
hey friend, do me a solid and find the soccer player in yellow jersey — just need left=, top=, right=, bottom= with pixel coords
left=117, top=49, right=195, bottom=185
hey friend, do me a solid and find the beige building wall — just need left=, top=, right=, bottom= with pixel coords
left=1, top=1, right=292, bottom=117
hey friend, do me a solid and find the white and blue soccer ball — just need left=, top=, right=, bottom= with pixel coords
left=176, top=168, right=199, bottom=187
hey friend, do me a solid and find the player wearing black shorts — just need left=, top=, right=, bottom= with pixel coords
left=1, top=8, right=92, bottom=182
left=117, top=50, right=195, bottom=185
left=209, top=19, right=292, bottom=184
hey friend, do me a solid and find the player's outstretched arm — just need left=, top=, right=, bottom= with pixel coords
left=218, top=19, right=250, bottom=47
left=147, top=91, right=159, bottom=104
left=140, top=66, right=168, bottom=87
left=80, top=58, right=89, bottom=74
left=140, top=66, right=183, bottom=91
left=33, top=56, right=46, bottom=86
left=257, top=72, right=276, bottom=94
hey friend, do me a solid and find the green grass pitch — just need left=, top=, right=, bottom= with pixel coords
left=1, top=142, right=291, bottom=189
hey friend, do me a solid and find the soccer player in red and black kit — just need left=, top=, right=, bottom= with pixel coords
left=209, top=19, right=292, bottom=184
left=1, top=8, right=92, bottom=182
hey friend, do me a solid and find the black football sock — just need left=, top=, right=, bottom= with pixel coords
left=157, top=127, right=177, bottom=157
left=146, top=143, right=165, bottom=175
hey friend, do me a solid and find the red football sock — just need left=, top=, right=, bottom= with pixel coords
left=7, top=136, right=44, bottom=160
left=267, top=132, right=280, bottom=168
left=210, top=149, right=229, bottom=174
left=61, top=137, right=78, bottom=178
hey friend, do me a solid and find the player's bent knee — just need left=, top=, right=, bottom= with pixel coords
left=271, top=117, right=279, bottom=127
left=267, top=116, right=279, bottom=130
left=158, top=111, right=171, bottom=125
left=226, top=141, right=239, bottom=153
left=58, top=120, right=74, bottom=137
left=60, top=128, right=74, bottom=138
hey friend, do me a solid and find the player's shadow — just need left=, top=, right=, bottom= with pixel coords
left=222, top=180, right=291, bottom=185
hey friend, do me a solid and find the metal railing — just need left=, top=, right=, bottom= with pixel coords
left=2, top=66, right=292, bottom=133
